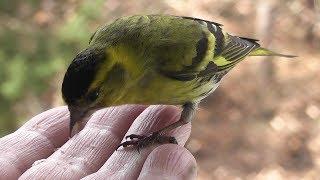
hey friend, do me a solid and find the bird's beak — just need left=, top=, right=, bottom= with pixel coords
left=69, top=106, right=87, bottom=137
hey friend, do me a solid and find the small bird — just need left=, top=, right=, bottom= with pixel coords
left=62, top=15, right=294, bottom=148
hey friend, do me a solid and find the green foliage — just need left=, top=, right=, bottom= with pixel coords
left=0, top=0, right=104, bottom=136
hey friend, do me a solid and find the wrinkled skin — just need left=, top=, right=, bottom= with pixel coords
left=0, top=105, right=197, bottom=180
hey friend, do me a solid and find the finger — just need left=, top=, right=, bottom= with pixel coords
left=19, top=105, right=146, bottom=180
left=138, top=144, right=197, bottom=180
left=0, top=106, right=69, bottom=178
left=83, top=105, right=191, bottom=180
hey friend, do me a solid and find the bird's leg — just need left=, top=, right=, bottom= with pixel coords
left=118, top=102, right=197, bottom=150
left=156, top=102, right=197, bottom=133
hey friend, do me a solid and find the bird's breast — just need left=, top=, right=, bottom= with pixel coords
left=116, top=70, right=221, bottom=105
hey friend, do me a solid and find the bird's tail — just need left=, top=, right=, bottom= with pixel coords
left=249, top=47, right=296, bottom=58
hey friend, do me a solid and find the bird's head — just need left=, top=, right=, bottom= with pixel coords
left=61, top=47, right=105, bottom=135
left=62, top=45, right=128, bottom=136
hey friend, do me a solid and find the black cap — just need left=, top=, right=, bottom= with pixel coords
left=62, top=49, right=105, bottom=105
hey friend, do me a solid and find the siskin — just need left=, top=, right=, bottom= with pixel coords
left=62, top=15, right=294, bottom=148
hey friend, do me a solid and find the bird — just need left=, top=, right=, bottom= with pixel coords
left=61, top=14, right=295, bottom=149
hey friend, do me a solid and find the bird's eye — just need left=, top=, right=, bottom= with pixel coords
left=87, top=90, right=99, bottom=102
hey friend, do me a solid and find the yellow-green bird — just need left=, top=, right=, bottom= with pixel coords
left=62, top=15, right=294, bottom=148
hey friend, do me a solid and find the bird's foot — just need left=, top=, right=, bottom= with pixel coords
left=117, top=132, right=177, bottom=152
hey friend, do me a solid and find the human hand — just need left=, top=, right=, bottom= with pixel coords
left=0, top=105, right=196, bottom=179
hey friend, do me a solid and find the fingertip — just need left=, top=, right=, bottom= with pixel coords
left=138, top=144, right=197, bottom=180
left=126, top=105, right=182, bottom=135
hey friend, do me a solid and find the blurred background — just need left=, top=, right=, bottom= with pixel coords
left=0, top=0, right=319, bottom=179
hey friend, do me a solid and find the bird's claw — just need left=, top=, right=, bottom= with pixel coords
left=125, top=134, right=145, bottom=140
left=117, top=132, right=178, bottom=152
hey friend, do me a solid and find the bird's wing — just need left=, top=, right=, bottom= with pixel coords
left=215, top=34, right=260, bottom=71
left=158, top=16, right=260, bottom=81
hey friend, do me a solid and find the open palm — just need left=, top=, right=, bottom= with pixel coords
left=0, top=105, right=196, bottom=180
